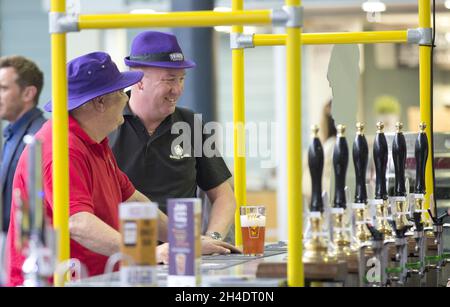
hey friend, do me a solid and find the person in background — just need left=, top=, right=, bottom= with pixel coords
left=6, top=52, right=236, bottom=287
left=320, top=100, right=338, bottom=198
left=0, top=56, right=46, bottom=233
left=110, top=31, right=237, bottom=244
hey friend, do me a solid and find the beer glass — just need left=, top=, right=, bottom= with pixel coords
left=240, top=206, right=266, bottom=256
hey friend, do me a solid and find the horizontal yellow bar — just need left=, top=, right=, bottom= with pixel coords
left=254, top=31, right=408, bottom=46
left=79, top=10, right=271, bottom=29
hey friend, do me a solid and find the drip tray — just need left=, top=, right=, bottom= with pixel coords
left=202, top=250, right=286, bottom=261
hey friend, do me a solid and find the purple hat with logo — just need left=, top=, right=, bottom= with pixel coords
left=124, top=31, right=196, bottom=69
left=44, top=52, right=143, bottom=112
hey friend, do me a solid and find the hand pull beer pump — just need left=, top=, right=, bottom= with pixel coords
left=372, top=122, right=393, bottom=240
left=358, top=122, right=394, bottom=287
left=389, top=122, right=412, bottom=286
left=352, top=123, right=371, bottom=245
left=392, top=122, right=410, bottom=230
left=330, top=124, right=354, bottom=260
left=411, top=122, right=429, bottom=277
left=303, top=125, right=335, bottom=264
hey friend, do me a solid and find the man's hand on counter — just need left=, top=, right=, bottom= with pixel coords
left=156, top=238, right=243, bottom=264
left=201, top=235, right=242, bottom=254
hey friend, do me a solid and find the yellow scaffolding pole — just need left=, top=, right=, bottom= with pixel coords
left=419, top=0, right=433, bottom=212
left=254, top=30, right=408, bottom=46
left=50, top=0, right=69, bottom=287
left=232, top=0, right=246, bottom=247
left=286, top=0, right=304, bottom=287
left=78, top=10, right=271, bottom=29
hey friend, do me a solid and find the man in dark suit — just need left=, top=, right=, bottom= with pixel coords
left=0, top=56, right=46, bottom=232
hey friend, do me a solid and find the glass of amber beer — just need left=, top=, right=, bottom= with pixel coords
left=240, top=206, right=266, bottom=256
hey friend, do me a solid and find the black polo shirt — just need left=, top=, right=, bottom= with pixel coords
left=109, top=104, right=232, bottom=213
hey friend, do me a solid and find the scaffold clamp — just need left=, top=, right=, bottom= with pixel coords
left=272, top=6, right=303, bottom=28
left=49, top=12, right=79, bottom=34
left=407, top=28, right=432, bottom=46
left=230, top=33, right=255, bottom=49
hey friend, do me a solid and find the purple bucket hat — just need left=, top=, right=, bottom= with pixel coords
left=124, top=31, right=196, bottom=69
left=44, top=52, right=143, bottom=112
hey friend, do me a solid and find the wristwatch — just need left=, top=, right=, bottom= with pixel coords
left=206, top=231, right=223, bottom=241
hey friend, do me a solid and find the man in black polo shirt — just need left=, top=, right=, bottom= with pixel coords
left=110, top=31, right=237, bottom=245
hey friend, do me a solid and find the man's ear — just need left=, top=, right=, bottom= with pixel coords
left=137, top=80, right=144, bottom=91
left=21, top=86, right=38, bottom=104
left=92, top=97, right=107, bottom=112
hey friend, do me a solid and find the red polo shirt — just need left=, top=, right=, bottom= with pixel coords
left=6, top=116, right=135, bottom=286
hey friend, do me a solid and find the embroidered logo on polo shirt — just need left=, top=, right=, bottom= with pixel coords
left=170, top=144, right=191, bottom=160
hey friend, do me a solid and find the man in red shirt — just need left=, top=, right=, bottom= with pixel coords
left=6, top=52, right=235, bottom=286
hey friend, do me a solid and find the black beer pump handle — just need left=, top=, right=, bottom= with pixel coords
left=308, top=125, right=324, bottom=212
left=392, top=122, right=407, bottom=197
left=333, top=124, right=348, bottom=208
left=415, top=122, right=428, bottom=195
left=373, top=122, right=388, bottom=200
left=353, top=122, right=368, bottom=204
